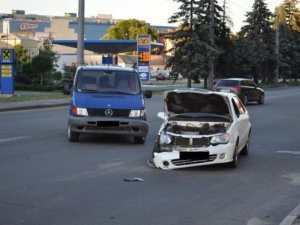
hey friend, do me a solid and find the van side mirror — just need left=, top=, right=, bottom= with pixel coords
left=144, top=90, right=152, bottom=98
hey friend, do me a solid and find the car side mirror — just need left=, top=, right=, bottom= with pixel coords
left=144, top=90, right=152, bottom=98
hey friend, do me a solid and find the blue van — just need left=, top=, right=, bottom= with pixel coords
left=67, top=66, right=152, bottom=144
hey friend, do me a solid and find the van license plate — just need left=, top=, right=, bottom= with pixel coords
left=97, top=121, right=119, bottom=127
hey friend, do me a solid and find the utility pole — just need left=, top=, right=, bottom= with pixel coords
left=275, top=12, right=280, bottom=83
left=208, top=0, right=215, bottom=89
left=77, top=0, right=85, bottom=67
left=188, top=0, right=193, bottom=88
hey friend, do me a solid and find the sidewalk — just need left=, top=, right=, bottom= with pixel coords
left=0, top=98, right=70, bottom=112
left=0, top=91, right=70, bottom=112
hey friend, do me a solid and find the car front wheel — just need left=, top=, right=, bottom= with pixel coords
left=228, top=142, right=239, bottom=168
left=258, top=93, right=264, bottom=104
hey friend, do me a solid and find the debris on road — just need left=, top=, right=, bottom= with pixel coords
left=123, top=177, right=144, bottom=182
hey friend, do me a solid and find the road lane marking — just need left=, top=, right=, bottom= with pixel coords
left=277, top=151, right=300, bottom=155
left=0, top=136, right=31, bottom=144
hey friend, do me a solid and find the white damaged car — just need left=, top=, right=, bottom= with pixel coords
left=152, top=89, right=251, bottom=170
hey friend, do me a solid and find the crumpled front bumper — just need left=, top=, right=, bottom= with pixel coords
left=153, top=144, right=235, bottom=170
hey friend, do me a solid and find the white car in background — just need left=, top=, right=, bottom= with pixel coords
left=152, top=88, right=251, bottom=170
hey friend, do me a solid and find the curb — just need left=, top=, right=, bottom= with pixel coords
left=0, top=102, right=70, bottom=112
left=280, top=203, right=300, bottom=225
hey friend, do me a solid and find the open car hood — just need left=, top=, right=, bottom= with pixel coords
left=164, top=89, right=231, bottom=118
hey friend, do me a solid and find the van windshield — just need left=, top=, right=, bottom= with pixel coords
left=75, top=70, right=141, bottom=94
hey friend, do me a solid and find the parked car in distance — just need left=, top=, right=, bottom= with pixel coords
left=67, top=66, right=152, bottom=144
left=212, top=78, right=265, bottom=105
left=152, top=88, right=251, bottom=170
left=156, top=73, right=167, bottom=81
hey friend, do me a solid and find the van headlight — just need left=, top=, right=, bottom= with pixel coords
left=71, top=106, right=88, bottom=116
left=210, top=133, right=230, bottom=145
left=129, top=110, right=145, bottom=118
left=159, top=132, right=172, bottom=145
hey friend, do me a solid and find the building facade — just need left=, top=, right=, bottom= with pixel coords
left=0, top=10, right=176, bottom=70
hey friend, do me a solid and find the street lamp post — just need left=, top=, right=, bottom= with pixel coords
left=77, top=0, right=85, bottom=67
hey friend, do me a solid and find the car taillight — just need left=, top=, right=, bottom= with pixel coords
left=232, top=86, right=241, bottom=94
left=212, top=85, right=217, bottom=91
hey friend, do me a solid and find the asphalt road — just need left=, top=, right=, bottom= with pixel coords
left=0, top=87, right=300, bottom=225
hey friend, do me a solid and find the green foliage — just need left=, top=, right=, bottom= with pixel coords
left=236, top=0, right=275, bottom=83
left=101, top=19, right=158, bottom=41
left=275, top=1, right=300, bottom=81
left=31, top=53, right=53, bottom=85
left=15, top=83, right=58, bottom=91
left=30, top=34, right=59, bottom=85
left=14, top=44, right=29, bottom=76
left=14, top=44, right=28, bottom=64
left=167, top=0, right=226, bottom=86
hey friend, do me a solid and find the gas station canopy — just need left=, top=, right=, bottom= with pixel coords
left=52, top=40, right=164, bottom=54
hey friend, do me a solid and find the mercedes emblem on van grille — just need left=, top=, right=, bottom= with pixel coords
left=105, top=109, right=113, bottom=117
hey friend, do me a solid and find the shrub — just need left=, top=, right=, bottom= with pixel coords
left=15, top=83, right=58, bottom=91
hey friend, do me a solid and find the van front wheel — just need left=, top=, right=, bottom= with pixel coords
left=134, top=136, right=145, bottom=144
left=68, top=124, right=79, bottom=142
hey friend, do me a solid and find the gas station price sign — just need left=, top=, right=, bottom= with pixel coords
left=137, top=34, right=151, bottom=81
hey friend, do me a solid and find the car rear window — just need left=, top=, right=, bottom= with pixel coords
left=216, top=80, right=240, bottom=86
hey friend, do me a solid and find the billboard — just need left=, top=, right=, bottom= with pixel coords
left=9, top=20, right=51, bottom=33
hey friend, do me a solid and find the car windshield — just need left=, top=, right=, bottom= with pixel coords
left=75, top=70, right=141, bottom=94
left=216, top=80, right=240, bottom=86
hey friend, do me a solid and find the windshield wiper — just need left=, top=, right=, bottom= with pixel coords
left=98, top=90, right=134, bottom=95
left=79, top=89, right=99, bottom=93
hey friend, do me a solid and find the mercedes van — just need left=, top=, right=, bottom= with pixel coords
left=67, top=66, right=152, bottom=144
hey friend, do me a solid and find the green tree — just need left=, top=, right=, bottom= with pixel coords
left=31, top=52, right=53, bottom=85
left=14, top=44, right=28, bottom=76
left=282, top=0, right=300, bottom=32
left=274, top=1, right=300, bottom=81
left=30, top=33, right=59, bottom=85
left=101, top=19, right=158, bottom=41
left=239, top=0, right=275, bottom=83
left=167, top=0, right=225, bottom=87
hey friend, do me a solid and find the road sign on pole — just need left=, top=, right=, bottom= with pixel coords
left=137, top=34, right=151, bottom=82
left=0, top=48, right=15, bottom=94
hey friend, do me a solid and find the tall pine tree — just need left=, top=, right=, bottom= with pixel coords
left=239, top=0, right=275, bottom=83
left=167, top=0, right=227, bottom=87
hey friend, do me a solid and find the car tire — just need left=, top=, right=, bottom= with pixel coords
left=134, top=136, right=146, bottom=144
left=243, top=95, right=248, bottom=106
left=228, top=142, right=239, bottom=168
left=241, top=131, right=250, bottom=156
left=258, top=93, right=264, bottom=104
left=68, top=124, right=79, bottom=142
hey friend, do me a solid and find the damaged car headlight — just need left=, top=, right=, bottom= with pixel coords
left=159, top=132, right=172, bottom=145
left=210, top=133, right=230, bottom=145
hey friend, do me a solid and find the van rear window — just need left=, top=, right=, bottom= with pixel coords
left=75, top=70, right=141, bottom=94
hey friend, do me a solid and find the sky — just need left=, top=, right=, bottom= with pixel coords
left=1, top=0, right=287, bottom=32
